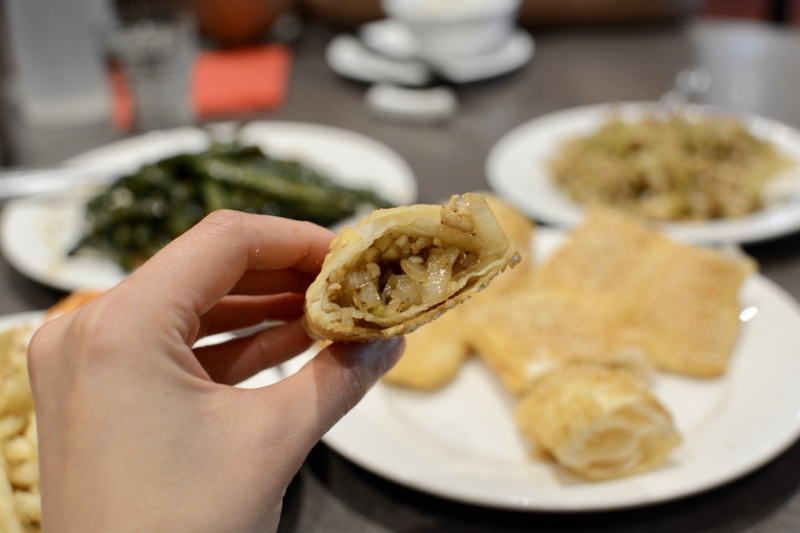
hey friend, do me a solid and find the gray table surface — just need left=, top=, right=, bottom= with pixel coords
left=4, top=16, right=800, bottom=533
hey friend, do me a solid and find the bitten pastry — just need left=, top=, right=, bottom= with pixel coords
left=382, top=193, right=535, bottom=389
left=516, top=365, right=681, bottom=480
left=304, top=193, right=520, bottom=342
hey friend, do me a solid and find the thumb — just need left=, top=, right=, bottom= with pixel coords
left=270, top=338, right=405, bottom=447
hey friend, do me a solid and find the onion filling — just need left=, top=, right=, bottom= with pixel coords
left=324, top=195, right=510, bottom=320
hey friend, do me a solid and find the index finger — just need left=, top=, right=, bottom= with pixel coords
left=126, top=211, right=334, bottom=317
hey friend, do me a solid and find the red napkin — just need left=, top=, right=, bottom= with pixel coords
left=112, top=44, right=293, bottom=132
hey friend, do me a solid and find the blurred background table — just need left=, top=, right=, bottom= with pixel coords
left=4, top=15, right=800, bottom=533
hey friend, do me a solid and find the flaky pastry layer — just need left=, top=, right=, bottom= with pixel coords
left=516, top=364, right=681, bottom=480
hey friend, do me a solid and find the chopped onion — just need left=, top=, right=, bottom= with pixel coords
left=444, top=246, right=460, bottom=264
left=422, top=248, right=455, bottom=304
left=400, top=258, right=427, bottom=282
left=347, top=271, right=381, bottom=310
left=359, top=281, right=381, bottom=309
left=411, top=236, right=432, bottom=254
left=347, top=271, right=372, bottom=288
left=464, top=193, right=507, bottom=248
left=390, top=275, right=422, bottom=307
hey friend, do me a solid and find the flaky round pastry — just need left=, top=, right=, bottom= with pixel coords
left=303, top=193, right=520, bottom=342
left=516, top=364, right=681, bottom=480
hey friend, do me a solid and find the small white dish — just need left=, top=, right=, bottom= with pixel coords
left=366, top=84, right=458, bottom=124
left=0, top=121, right=418, bottom=292
left=276, top=228, right=800, bottom=510
left=486, top=102, right=800, bottom=245
left=359, top=18, right=419, bottom=61
left=382, top=0, right=521, bottom=63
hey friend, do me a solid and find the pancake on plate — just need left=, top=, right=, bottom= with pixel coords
left=466, top=209, right=753, bottom=393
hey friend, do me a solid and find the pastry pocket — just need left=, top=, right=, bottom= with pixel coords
left=382, top=311, right=470, bottom=390
left=304, top=193, right=520, bottom=342
left=516, top=365, right=681, bottom=480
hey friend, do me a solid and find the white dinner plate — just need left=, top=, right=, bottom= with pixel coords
left=277, top=228, right=800, bottom=511
left=0, top=122, right=417, bottom=292
left=0, top=311, right=45, bottom=336
left=486, top=102, right=800, bottom=244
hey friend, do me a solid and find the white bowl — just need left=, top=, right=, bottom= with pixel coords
left=382, top=0, right=521, bottom=63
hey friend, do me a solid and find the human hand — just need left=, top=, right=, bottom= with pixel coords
left=27, top=211, right=405, bottom=533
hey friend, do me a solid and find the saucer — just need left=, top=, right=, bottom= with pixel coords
left=327, top=21, right=534, bottom=85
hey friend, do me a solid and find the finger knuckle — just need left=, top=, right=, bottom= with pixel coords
left=199, top=209, right=246, bottom=234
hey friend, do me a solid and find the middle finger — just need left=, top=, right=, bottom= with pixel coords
left=197, top=293, right=306, bottom=340
left=194, top=319, right=314, bottom=385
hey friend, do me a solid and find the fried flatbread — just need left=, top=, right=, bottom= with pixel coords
left=622, top=237, right=754, bottom=377
left=536, top=207, right=660, bottom=299
left=462, top=284, right=650, bottom=395
left=465, top=209, right=753, bottom=389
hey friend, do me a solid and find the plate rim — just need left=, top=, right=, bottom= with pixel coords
left=485, top=101, right=800, bottom=245
left=0, top=311, right=45, bottom=333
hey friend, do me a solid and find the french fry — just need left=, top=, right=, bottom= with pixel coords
left=4, top=437, right=34, bottom=464
left=0, top=294, right=100, bottom=530
left=0, top=327, right=40, bottom=530
left=0, top=462, right=24, bottom=533
left=13, top=490, right=41, bottom=526
left=0, top=416, right=25, bottom=444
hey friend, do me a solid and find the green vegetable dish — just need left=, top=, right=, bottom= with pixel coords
left=70, top=142, right=394, bottom=271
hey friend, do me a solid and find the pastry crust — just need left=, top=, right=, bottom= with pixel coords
left=304, top=193, right=520, bottom=342
left=382, top=193, right=536, bottom=390
left=382, top=310, right=470, bottom=390
left=516, top=364, right=681, bottom=480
